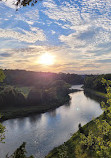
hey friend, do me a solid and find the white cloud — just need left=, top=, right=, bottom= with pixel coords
left=1, top=0, right=111, bottom=73
left=0, top=28, right=46, bottom=43
left=51, top=30, right=56, bottom=35
left=2, top=0, right=17, bottom=9
left=42, top=0, right=111, bottom=69
left=43, top=0, right=82, bottom=26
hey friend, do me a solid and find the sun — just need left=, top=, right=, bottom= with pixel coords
left=38, top=53, right=55, bottom=65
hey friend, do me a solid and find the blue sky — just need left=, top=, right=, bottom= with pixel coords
left=0, top=0, right=111, bottom=74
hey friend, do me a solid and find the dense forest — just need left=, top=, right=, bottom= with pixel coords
left=0, top=79, right=73, bottom=121
left=84, top=74, right=111, bottom=93
left=1, top=70, right=111, bottom=119
left=1, top=69, right=111, bottom=158
left=46, top=79, right=111, bottom=158
left=3, top=69, right=84, bottom=86
left=0, top=69, right=84, bottom=120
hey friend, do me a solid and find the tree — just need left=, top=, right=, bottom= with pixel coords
left=0, top=70, right=34, bottom=157
left=77, top=78, right=111, bottom=158
left=0, top=69, right=5, bottom=143
left=0, top=69, right=5, bottom=82
left=1, top=0, right=41, bottom=10
left=6, top=142, right=34, bottom=158
left=15, top=0, right=39, bottom=9
left=0, top=115, right=5, bottom=143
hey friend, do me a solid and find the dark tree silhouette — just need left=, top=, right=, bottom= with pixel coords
left=1, top=0, right=42, bottom=10
left=15, top=0, right=39, bottom=8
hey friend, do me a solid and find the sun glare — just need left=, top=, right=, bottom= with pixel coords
left=38, top=53, right=55, bottom=65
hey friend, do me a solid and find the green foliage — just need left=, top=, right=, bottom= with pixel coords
left=46, top=78, right=111, bottom=158
left=6, top=142, right=34, bottom=158
left=15, top=86, right=31, bottom=98
left=57, top=144, right=68, bottom=158
left=78, top=123, right=84, bottom=133
left=78, top=79, right=111, bottom=157
left=0, top=69, right=5, bottom=82
left=27, top=80, right=70, bottom=106
left=0, top=86, right=26, bottom=107
left=0, top=70, right=33, bottom=158
left=0, top=80, right=71, bottom=121
left=0, top=70, right=6, bottom=143
left=84, top=74, right=111, bottom=92
left=0, top=117, right=5, bottom=143
left=3, top=70, right=83, bottom=86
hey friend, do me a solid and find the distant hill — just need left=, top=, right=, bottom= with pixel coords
left=2, top=69, right=84, bottom=86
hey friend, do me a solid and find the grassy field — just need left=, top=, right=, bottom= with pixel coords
left=84, top=88, right=106, bottom=99
left=14, top=86, right=32, bottom=97
left=0, top=84, right=81, bottom=121
left=95, top=91, right=106, bottom=98
left=0, top=85, right=32, bottom=97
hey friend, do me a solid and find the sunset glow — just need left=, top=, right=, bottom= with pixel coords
left=0, top=0, right=111, bottom=73
left=38, top=53, right=55, bottom=65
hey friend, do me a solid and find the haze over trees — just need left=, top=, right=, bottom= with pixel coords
left=0, top=70, right=83, bottom=120
left=0, top=70, right=75, bottom=121
left=3, top=70, right=84, bottom=86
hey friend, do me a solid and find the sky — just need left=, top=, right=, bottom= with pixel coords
left=0, top=0, right=111, bottom=74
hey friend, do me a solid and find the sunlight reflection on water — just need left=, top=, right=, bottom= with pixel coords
left=0, top=85, right=103, bottom=158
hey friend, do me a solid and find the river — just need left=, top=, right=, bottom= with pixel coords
left=0, top=85, right=103, bottom=158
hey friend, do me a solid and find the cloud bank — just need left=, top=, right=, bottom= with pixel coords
left=0, top=0, right=111, bottom=74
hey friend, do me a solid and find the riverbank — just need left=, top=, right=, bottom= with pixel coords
left=0, top=85, right=103, bottom=158
left=46, top=88, right=106, bottom=158
left=84, top=88, right=106, bottom=99
left=46, top=113, right=104, bottom=158
left=0, top=96, right=69, bottom=122
left=0, top=89, right=81, bottom=122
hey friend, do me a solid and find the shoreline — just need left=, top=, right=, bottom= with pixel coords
left=0, top=89, right=81, bottom=122
left=46, top=88, right=106, bottom=158
left=84, top=88, right=106, bottom=99
left=0, top=99, right=70, bottom=122
left=46, top=113, right=104, bottom=158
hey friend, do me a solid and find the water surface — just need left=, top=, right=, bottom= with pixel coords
left=0, top=85, right=103, bottom=158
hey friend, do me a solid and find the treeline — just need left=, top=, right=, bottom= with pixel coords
left=0, top=80, right=70, bottom=110
left=84, top=74, right=111, bottom=92
left=0, top=69, right=81, bottom=120
left=46, top=80, right=111, bottom=158
left=27, top=80, right=70, bottom=106
left=2, top=69, right=84, bottom=86
left=0, top=86, right=26, bottom=108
